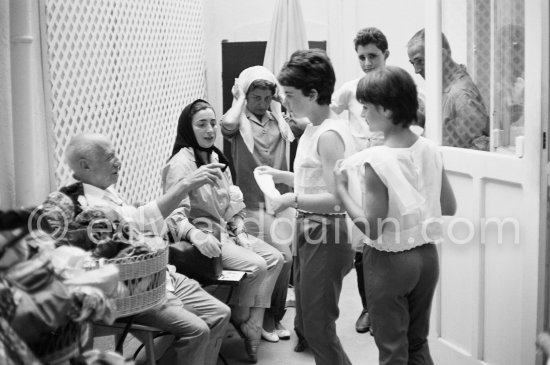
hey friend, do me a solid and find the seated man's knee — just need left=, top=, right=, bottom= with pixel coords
left=265, top=249, right=284, bottom=269
left=219, top=302, right=231, bottom=321
left=188, top=320, right=210, bottom=341
left=251, top=254, right=269, bottom=274
left=275, top=251, right=285, bottom=269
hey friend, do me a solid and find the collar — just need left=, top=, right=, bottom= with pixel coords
left=245, top=108, right=274, bottom=126
left=82, top=183, right=124, bottom=205
left=172, top=147, right=219, bottom=165
left=177, top=147, right=196, bottom=163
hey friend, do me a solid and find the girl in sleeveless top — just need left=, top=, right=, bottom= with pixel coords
left=257, top=49, right=355, bottom=365
left=334, top=66, right=456, bottom=365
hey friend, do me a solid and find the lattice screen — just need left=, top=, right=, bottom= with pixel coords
left=40, top=0, right=207, bottom=203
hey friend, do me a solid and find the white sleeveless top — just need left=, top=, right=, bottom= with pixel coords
left=294, top=117, right=356, bottom=198
left=341, top=136, right=444, bottom=252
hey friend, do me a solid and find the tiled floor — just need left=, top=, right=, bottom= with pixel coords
left=218, top=271, right=379, bottom=365
left=94, top=269, right=380, bottom=364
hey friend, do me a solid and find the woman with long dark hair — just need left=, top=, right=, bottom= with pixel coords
left=162, top=99, right=284, bottom=363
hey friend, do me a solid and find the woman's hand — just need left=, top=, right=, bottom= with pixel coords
left=256, top=165, right=284, bottom=183
left=185, top=163, right=225, bottom=189
left=235, top=232, right=255, bottom=251
left=188, top=229, right=222, bottom=258
left=271, top=193, right=294, bottom=214
left=333, top=160, right=349, bottom=197
left=231, top=80, right=245, bottom=101
left=272, top=92, right=284, bottom=104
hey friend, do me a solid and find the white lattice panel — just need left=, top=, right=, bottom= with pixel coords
left=40, top=0, right=207, bottom=203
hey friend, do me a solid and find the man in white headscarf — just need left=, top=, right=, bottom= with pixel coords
left=221, top=65, right=294, bottom=343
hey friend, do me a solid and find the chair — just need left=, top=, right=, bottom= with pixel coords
left=91, top=270, right=246, bottom=365
left=93, top=320, right=164, bottom=365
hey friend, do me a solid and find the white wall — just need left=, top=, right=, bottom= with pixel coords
left=354, top=0, right=426, bottom=89
left=203, top=0, right=329, bottom=119
left=203, top=0, right=425, bottom=121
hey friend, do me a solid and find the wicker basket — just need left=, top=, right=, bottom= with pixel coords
left=95, top=243, right=168, bottom=318
left=34, top=321, right=89, bottom=364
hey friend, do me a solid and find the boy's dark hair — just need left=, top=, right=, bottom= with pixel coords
left=354, top=27, right=389, bottom=52
left=277, top=49, right=335, bottom=105
left=356, top=66, right=418, bottom=127
left=247, top=79, right=276, bottom=96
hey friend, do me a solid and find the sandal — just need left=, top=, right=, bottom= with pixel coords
left=230, top=319, right=261, bottom=363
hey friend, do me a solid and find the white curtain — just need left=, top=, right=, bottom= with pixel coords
left=0, top=0, right=16, bottom=208
left=263, top=0, right=308, bottom=75
left=0, top=0, right=52, bottom=209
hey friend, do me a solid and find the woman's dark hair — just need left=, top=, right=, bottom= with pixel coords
left=277, top=49, right=335, bottom=105
left=169, top=99, right=229, bottom=169
left=247, top=79, right=276, bottom=96
left=356, top=66, right=418, bottom=127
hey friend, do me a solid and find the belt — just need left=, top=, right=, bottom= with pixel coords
left=296, top=210, right=347, bottom=218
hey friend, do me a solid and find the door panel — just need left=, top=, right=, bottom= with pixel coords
left=432, top=148, right=541, bottom=364
left=428, top=0, right=547, bottom=362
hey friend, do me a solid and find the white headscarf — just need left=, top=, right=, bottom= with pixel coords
left=235, top=66, right=295, bottom=153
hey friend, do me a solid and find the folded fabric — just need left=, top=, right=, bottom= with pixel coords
left=0, top=317, right=43, bottom=365
left=253, top=168, right=295, bottom=245
left=10, top=278, right=72, bottom=347
left=68, top=286, right=116, bottom=324
left=340, top=148, right=425, bottom=215
left=41, top=191, right=75, bottom=237
left=50, top=245, right=91, bottom=278
left=0, top=232, right=30, bottom=270
left=63, top=264, right=120, bottom=298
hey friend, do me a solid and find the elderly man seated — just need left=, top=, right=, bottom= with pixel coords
left=62, top=133, right=230, bottom=365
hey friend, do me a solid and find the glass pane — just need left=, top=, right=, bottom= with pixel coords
left=441, top=0, right=525, bottom=154
left=493, top=0, right=525, bottom=152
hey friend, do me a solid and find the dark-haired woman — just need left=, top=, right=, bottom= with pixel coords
left=162, top=99, right=283, bottom=363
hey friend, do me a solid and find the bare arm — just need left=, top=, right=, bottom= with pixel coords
left=163, top=162, right=225, bottom=258
left=333, top=162, right=368, bottom=234
left=361, top=164, right=389, bottom=240
left=255, top=166, right=295, bottom=187
left=156, top=163, right=225, bottom=219
left=220, top=82, right=246, bottom=132
left=334, top=162, right=388, bottom=240
left=271, top=130, right=345, bottom=214
left=330, top=83, right=350, bottom=115
left=440, top=168, right=456, bottom=216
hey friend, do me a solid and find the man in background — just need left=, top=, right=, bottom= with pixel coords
left=407, top=28, right=489, bottom=150
left=331, top=27, right=391, bottom=335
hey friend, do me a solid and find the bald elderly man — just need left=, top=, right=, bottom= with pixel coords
left=407, top=29, right=489, bottom=150
left=62, top=133, right=230, bottom=365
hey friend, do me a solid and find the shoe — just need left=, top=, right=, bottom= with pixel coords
left=233, top=320, right=261, bottom=363
left=274, top=322, right=290, bottom=340
left=261, top=329, right=279, bottom=342
left=244, top=338, right=260, bottom=363
left=285, top=287, right=296, bottom=308
left=355, top=309, right=371, bottom=333
left=294, top=333, right=308, bottom=352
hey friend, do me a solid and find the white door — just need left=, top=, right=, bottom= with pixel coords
left=424, top=0, right=549, bottom=364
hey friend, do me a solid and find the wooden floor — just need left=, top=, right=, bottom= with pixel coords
left=94, top=269, right=380, bottom=364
